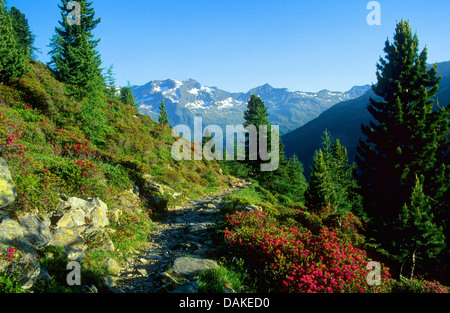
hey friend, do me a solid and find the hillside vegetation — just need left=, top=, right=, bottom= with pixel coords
left=0, top=60, right=233, bottom=292
left=0, top=1, right=448, bottom=295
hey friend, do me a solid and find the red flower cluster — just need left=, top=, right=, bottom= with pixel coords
left=224, top=210, right=394, bottom=293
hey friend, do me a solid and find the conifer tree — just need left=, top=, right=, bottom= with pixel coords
left=275, top=154, right=308, bottom=204
left=0, top=1, right=27, bottom=83
left=398, top=175, right=446, bottom=279
left=9, top=6, right=36, bottom=59
left=48, top=0, right=103, bottom=99
left=304, top=149, right=337, bottom=217
left=356, top=20, right=449, bottom=240
left=104, top=64, right=118, bottom=98
left=120, top=85, right=135, bottom=106
left=243, top=95, right=272, bottom=177
left=318, top=130, right=362, bottom=216
left=158, top=99, right=169, bottom=126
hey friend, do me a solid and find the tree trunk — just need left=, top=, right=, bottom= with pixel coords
left=410, top=249, right=417, bottom=280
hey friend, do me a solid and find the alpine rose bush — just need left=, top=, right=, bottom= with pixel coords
left=224, top=210, right=394, bottom=293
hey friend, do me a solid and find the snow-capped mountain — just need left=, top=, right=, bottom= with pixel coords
left=133, top=79, right=370, bottom=135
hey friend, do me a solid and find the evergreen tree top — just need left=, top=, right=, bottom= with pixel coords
left=243, top=94, right=270, bottom=128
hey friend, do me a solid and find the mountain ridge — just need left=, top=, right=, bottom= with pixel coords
left=133, top=79, right=370, bottom=135
left=282, top=60, right=450, bottom=177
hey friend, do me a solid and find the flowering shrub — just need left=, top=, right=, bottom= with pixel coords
left=325, top=211, right=366, bottom=247
left=392, top=277, right=449, bottom=293
left=224, top=210, right=395, bottom=293
left=107, top=208, right=154, bottom=255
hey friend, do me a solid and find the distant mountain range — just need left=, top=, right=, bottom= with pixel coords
left=282, top=61, right=450, bottom=177
left=133, top=79, right=370, bottom=135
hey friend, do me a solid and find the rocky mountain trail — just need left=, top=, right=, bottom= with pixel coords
left=110, top=178, right=251, bottom=293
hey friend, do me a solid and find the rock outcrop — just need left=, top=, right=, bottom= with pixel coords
left=0, top=158, right=17, bottom=210
left=0, top=187, right=115, bottom=289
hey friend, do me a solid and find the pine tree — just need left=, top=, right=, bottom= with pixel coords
left=398, top=175, right=446, bottom=279
left=356, top=20, right=449, bottom=240
left=304, top=149, right=337, bottom=217
left=9, top=6, right=36, bottom=59
left=243, top=94, right=271, bottom=177
left=158, top=99, right=169, bottom=126
left=275, top=154, right=308, bottom=204
left=318, top=130, right=362, bottom=216
left=120, top=85, right=135, bottom=106
left=48, top=0, right=103, bottom=99
left=0, top=1, right=27, bottom=83
left=103, top=64, right=118, bottom=98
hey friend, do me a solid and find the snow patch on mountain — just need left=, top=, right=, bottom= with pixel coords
left=216, top=97, right=243, bottom=110
left=186, top=100, right=210, bottom=109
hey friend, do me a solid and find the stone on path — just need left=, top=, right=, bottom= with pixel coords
left=171, top=257, right=218, bottom=277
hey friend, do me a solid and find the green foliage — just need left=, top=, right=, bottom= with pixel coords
left=0, top=272, right=28, bottom=293
left=397, top=175, right=446, bottom=279
left=357, top=19, right=449, bottom=238
left=243, top=94, right=271, bottom=178
left=158, top=99, right=169, bottom=126
left=9, top=6, right=36, bottom=59
left=304, top=149, right=337, bottom=217
left=198, top=258, right=255, bottom=293
left=106, top=206, right=156, bottom=259
left=78, top=93, right=111, bottom=146
left=103, top=64, right=118, bottom=98
left=319, top=130, right=363, bottom=217
left=392, top=276, right=449, bottom=293
left=120, top=85, right=135, bottom=106
left=0, top=0, right=28, bottom=83
left=237, top=94, right=308, bottom=205
left=48, top=0, right=103, bottom=100
left=270, top=154, right=308, bottom=204
left=0, top=60, right=232, bottom=291
left=32, top=245, right=76, bottom=293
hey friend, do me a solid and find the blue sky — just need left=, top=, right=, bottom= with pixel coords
left=8, top=0, right=450, bottom=93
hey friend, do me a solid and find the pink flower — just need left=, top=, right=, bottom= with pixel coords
left=9, top=248, right=15, bottom=254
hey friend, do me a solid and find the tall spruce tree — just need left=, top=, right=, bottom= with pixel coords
left=9, top=6, right=36, bottom=59
left=356, top=20, right=449, bottom=243
left=48, top=0, right=103, bottom=99
left=0, top=1, right=27, bottom=83
left=304, top=149, right=337, bottom=217
left=398, top=175, right=446, bottom=279
left=243, top=94, right=271, bottom=177
left=158, top=99, right=169, bottom=126
left=307, top=130, right=361, bottom=218
left=275, top=154, right=308, bottom=204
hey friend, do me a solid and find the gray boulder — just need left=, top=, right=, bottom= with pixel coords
left=18, top=214, right=52, bottom=248
left=171, top=257, right=219, bottom=277
left=0, top=158, right=17, bottom=210
left=50, top=227, right=86, bottom=261
left=54, top=196, right=109, bottom=228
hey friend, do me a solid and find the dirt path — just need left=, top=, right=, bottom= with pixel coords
left=111, top=179, right=251, bottom=293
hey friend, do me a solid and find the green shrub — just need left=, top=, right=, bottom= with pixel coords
left=0, top=272, right=28, bottom=293
left=392, top=277, right=449, bottom=293
left=198, top=259, right=255, bottom=293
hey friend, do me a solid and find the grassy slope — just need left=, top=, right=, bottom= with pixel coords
left=0, top=60, right=233, bottom=215
left=0, top=60, right=236, bottom=291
